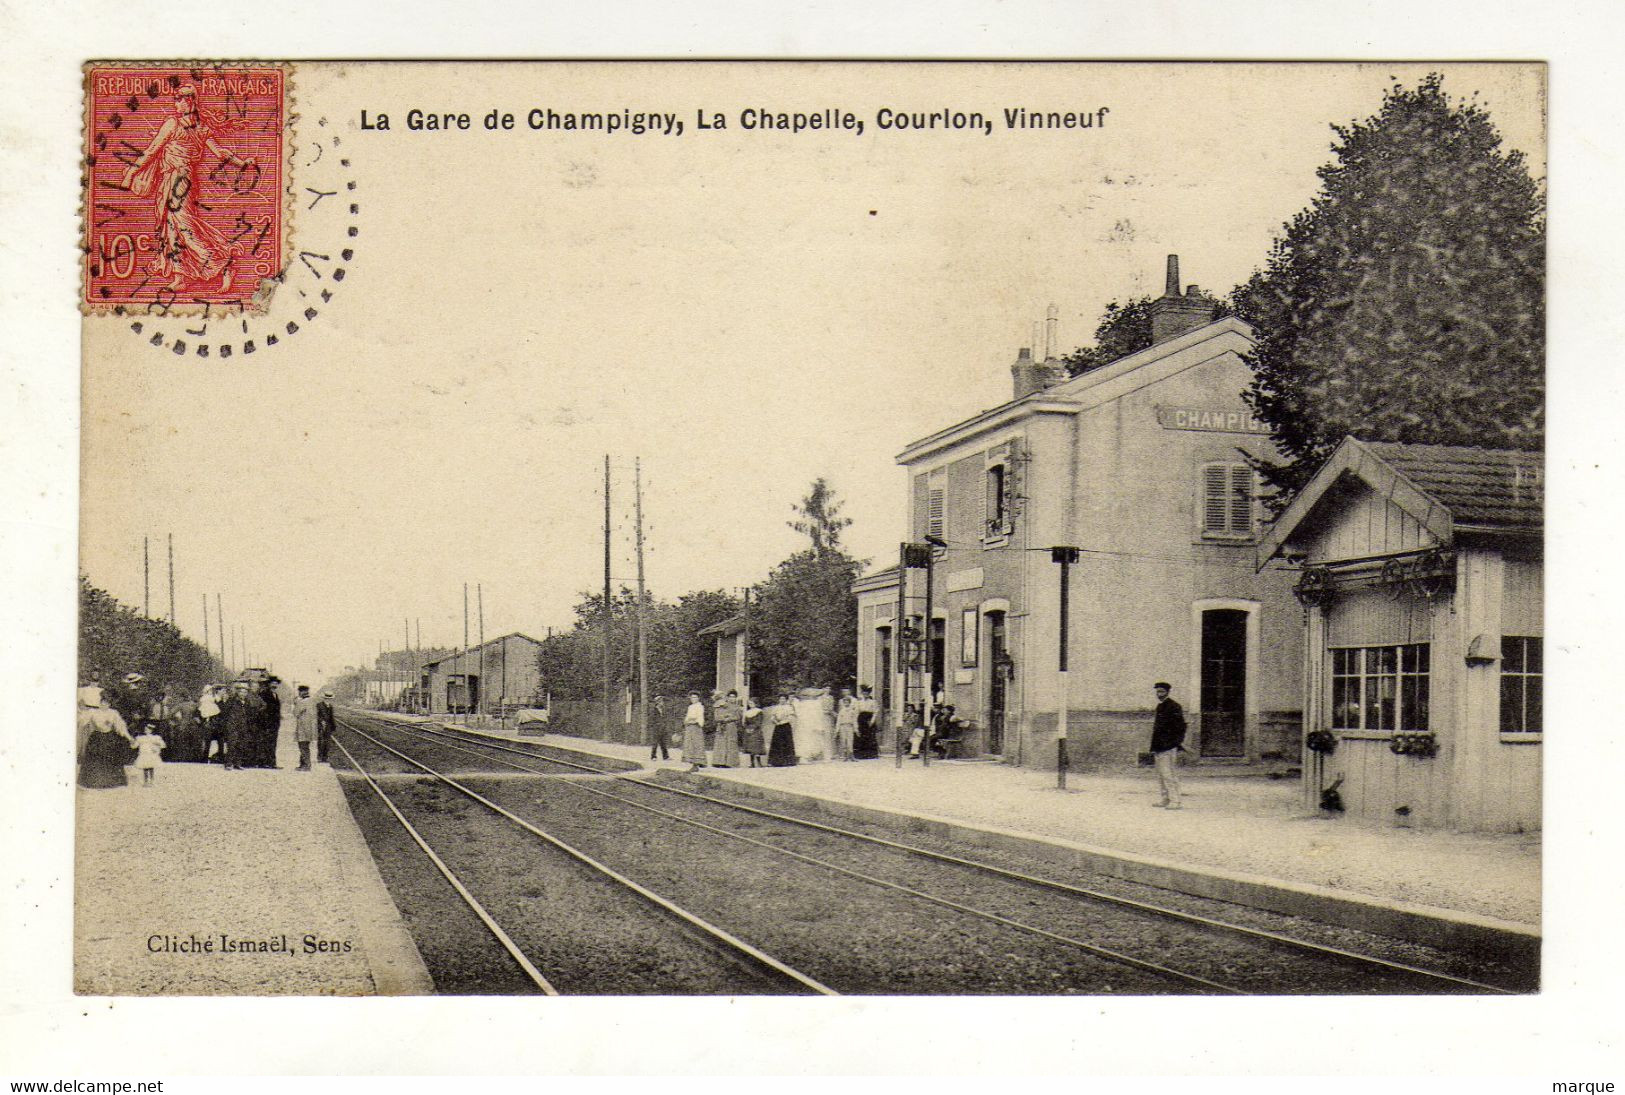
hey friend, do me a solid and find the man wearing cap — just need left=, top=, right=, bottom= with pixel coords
left=292, top=685, right=317, bottom=771
left=315, top=690, right=336, bottom=763
left=1149, top=681, right=1187, bottom=809
left=256, top=677, right=282, bottom=768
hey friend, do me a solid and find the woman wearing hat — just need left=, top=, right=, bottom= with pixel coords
left=77, top=684, right=135, bottom=789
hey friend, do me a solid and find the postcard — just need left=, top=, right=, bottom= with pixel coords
left=71, top=61, right=1546, bottom=1005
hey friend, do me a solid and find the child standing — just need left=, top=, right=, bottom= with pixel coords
left=132, top=728, right=166, bottom=787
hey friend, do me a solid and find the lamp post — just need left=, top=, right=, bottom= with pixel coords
left=1051, top=545, right=1080, bottom=790
left=921, top=534, right=947, bottom=768
left=896, top=540, right=937, bottom=767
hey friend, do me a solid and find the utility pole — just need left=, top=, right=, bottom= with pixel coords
left=167, top=533, right=176, bottom=624
left=463, top=582, right=470, bottom=721
left=217, top=593, right=224, bottom=670
left=1051, top=546, right=1080, bottom=790
left=602, top=454, right=613, bottom=741
left=202, top=594, right=210, bottom=658
left=477, top=584, right=486, bottom=721
left=634, top=457, right=649, bottom=753
left=143, top=537, right=150, bottom=617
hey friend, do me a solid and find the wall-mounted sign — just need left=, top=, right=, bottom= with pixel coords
left=945, top=568, right=985, bottom=593
left=1157, top=406, right=1270, bottom=434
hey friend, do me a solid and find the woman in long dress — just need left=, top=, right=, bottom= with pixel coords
left=119, top=86, right=254, bottom=292
left=740, top=698, right=766, bottom=768
left=78, top=685, right=134, bottom=789
left=792, top=687, right=832, bottom=762
left=766, top=693, right=798, bottom=767
left=853, top=685, right=880, bottom=759
left=712, top=690, right=742, bottom=768
left=681, top=693, right=709, bottom=771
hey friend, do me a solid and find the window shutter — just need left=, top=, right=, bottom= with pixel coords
left=928, top=488, right=945, bottom=540
left=1229, top=465, right=1254, bottom=534
left=1202, top=465, right=1228, bottom=533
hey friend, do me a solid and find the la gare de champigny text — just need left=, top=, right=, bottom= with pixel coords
left=359, top=106, right=1112, bottom=137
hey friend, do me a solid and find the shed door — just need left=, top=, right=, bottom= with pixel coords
left=1199, top=610, right=1247, bottom=757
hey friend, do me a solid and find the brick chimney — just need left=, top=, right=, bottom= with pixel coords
left=1011, top=345, right=1045, bottom=399
left=1149, top=255, right=1217, bottom=344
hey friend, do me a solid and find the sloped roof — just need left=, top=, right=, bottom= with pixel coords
left=1258, top=437, right=1543, bottom=566
left=696, top=613, right=747, bottom=638
left=1360, top=442, right=1542, bottom=531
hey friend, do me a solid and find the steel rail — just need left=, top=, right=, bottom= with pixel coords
left=332, top=736, right=560, bottom=995
left=402, top=714, right=1519, bottom=995
left=355, top=714, right=1238, bottom=992
left=336, top=716, right=836, bottom=996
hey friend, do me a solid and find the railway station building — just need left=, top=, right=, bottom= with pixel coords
left=422, top=632, right=546, bottom=715
left=1256, top=438, right=1543, bottom=832
left=854, top=256, right=1303, bottom=769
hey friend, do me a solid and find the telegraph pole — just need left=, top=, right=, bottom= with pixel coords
left=463, top=583, right=470, bottom=721
left=202, top=594, right=210, bottom=658
left=477, top=584, right=486, bottom=720
left=603, top=455, right=613, bottom=740
left=634, top=457, right=649, bottom=753
left=1051, top=546, right=1080, bottom=790
left=143, top=537, right=150, bottom=617
left=216, top=594, right=225, bottom=669
left=167, top=533, right=176, bottom=624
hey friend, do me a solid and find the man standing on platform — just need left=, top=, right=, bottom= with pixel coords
left=292, top=685, right=317, bottom=771
left=219, top=680, right=258, bottom=771
left=1150, top=681, right=1186, bottom=809
left=316, top=690, right=336, bottom=763
left=257, top=677, right=283, bottom=768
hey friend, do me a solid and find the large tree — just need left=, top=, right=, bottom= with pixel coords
left=749, top=479, right=864, bottom=694
left=1235, top=73, right=1545, bottom=505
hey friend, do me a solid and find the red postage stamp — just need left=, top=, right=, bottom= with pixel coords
left=83, top=64, right=288, bottom=313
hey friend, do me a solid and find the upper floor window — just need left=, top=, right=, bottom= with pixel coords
left=1201, top=462, right=1255, bottom=539
left=1500, top=636, right=1542, bottom=733
left=985, top=464, right=1009, bottom=537
left=926, top=486, right=945, bottom=543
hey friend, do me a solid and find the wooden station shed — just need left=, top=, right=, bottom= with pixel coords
left=1258, top=438, right=1543, bottom=832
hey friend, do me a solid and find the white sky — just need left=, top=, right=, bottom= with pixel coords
left=78, top=62, right=1546, bottom=688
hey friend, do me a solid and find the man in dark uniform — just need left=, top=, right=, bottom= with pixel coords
left=1150, top=681, right=1186, bottom=809
left=315, top=690, right=336, bottom=764
left=219, top=680, right=259, bottom=770
left=257, top=677, right=283, bottom=768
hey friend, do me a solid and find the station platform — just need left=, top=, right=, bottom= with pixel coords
left=74, top=724, right=432, bottom=995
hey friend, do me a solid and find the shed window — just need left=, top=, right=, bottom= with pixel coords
left=1500, top=636, right=1542, bottom=733
left=1331, top=643, right=1429, bottom=733
left=1201, top=463, right=1255, bottom=538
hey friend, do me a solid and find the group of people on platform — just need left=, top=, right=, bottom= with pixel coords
left=647, top=685, right=901, bottom=771
left=76, top=670, right=338, bottom=789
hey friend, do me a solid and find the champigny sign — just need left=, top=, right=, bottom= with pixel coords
left=1156, top=406, right=1270, bottom=434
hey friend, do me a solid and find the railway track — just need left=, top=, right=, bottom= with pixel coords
left=333, top=717, right=834, bottom=995
left=339, top=711, right=1520, bottom=995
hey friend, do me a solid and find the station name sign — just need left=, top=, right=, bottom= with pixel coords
left=1156, top=406, right=1270, bottom=435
